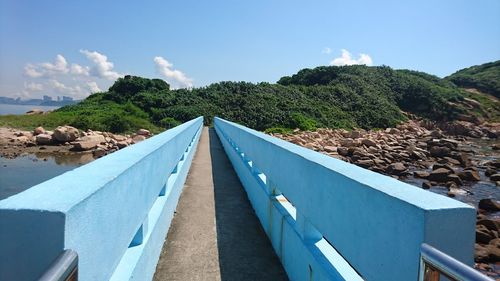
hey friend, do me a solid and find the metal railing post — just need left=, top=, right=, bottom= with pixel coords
left=419, top=244, right=493, bottom=281
left=38, top=250, right=78, bottom=281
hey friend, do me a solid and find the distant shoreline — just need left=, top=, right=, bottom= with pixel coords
left=0, top=104, right=61, bottom=115
left=0, top=101, right=77, bottom=107
left=0, top=95, right=80, bottom=107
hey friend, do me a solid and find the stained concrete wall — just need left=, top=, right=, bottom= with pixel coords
left=214, top=117, right=476, bottom=281
left=0, top=117, right=203, bottom=281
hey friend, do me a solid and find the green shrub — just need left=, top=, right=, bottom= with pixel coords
left=264, top=127, right=293, bottom=134
left=102, top=113, right=131, bottom=133
left=3, top=62, right=498, bottom=134
left=160, top=117, right=181, bottom=129
left=288, top=112, right=317, bottom=131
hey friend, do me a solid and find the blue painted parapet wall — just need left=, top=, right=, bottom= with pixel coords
left=214, top=117, right=476, bottom=281
left=0, top=117, right=203, bottom=281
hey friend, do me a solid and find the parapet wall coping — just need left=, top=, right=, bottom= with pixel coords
left=0, top=117, right=203, bottom=213
left=214, top=117, right=474, bottom=212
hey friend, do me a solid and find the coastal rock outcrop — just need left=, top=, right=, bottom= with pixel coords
left=479, top=199, right=500, bottom=212
left=132, top=135, right=146, bottom=143
left=71, top=135, right=106, bottom=151
left=136, top=129, right=150, bottom=136
left=53, top=126, right=79, bottom=142
left=33, top=126, right=45, bottom=135
left=35, top=134, right=53, bottom=145
left=269, top=118, right=499, bottom=270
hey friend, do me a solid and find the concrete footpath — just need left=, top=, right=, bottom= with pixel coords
left=153, top=127, right=288, bottom=281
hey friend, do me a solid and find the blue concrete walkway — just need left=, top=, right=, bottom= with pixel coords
left=153, top=127, right=288, bottom=281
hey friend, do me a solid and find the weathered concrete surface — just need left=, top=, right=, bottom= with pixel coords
left=214, top=117, right=476, bottom=281
left=154, top=128, right=287, bottom=281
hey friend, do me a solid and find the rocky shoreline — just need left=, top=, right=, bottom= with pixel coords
left=0, top=126, right=152, bottom=160
left=271, top=119, right=500, bottom=276
left=1, top=119, right=499, bottom=276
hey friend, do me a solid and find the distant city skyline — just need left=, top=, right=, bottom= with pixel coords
left=1, top=0, right=499, bottom=99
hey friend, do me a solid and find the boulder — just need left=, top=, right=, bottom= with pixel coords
left=477, top=219, right=500, bottom=232
left=422, top=181, right=432, bottom=189
left=71, top=135, right=106, bottom=151
left=337, top=147, right=349, bottom=156
left=411, top=150, right=427, bottom=160
left=476, top=224, right=493, bottom=244
left=132, top=135, right=146, bottom=143
left=53, top=126, right=79, bottom=142
left=323, top=146, right=337, bottom=153
left=458, top=170, right=481, bottom=181
left=388, top=128, right=400, bottom=134
left=356, top=159, right=374, bottom=168
left=429, top=146, right=451, bottom=157
left=430, top=130, right=443, bottom=138
left=428, top=168, right=452, bottom=182
left=361, top=138, right=377, bottom=147
left=111, top=134, right=128, bottom=141
left=455, top=153, right=471, bottom=167
left=72, top=142, right=97, bottom=151
left=26, top=109, right=43, bottom=115
left=446, top=174, right=463, bottom=186
left=33, top=126, right=45, bottom=135
left=82, top=135, right=105, bottom=143
left=116, top=141, right=128, bottom=149
left=386, top=162, right=407, bottom=175
left=349, top=131, right=362, bottom=139
left=440, top=138, right=459, bottom=148
left=93, top=147, right=107, bottom=158
left=487, top=160, right=500, bottom=169
left=14, top=136, right=30, bottom=143
left=339, top=138, right=359, bottom=147
left=136, top=129, right=150, bottom=136
left=35, top=134, right=53, bottom=145
left=478, top=199, right=500, bottom=212
left=432, top=163, right=454, bottom=172
left=485, top=168, right=496, bottom=177
left=443, top=157, right=461, bottom=166
left=414, top=171, right=430, bottom=179
left=475, top=244, right=490, bottom=262
left=490, top=174, right=500, bottom=182
left=486, top=243, right=500, bottom=262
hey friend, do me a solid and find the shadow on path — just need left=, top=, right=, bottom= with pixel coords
left=209, top=128, right=288, bottom=281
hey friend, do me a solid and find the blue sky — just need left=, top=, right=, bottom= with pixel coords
left=0, top=0, right=499, bottom=99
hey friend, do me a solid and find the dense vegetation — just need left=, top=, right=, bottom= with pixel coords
left=0, top=98, right=161, bottom=133
left=446, top=60, right=500, bottom=98
left=1, top=62, right=498, bottom=133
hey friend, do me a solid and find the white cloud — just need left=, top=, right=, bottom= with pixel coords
left=24, top=64, right=44, bottom=78
left=153, top=56, right=193, bottom=88
left=41, top=54, right=68, bottom=74
left=21, top=50, right=123, bottom=99
left=24, top=54, right=69, bottom=78
left=24, top=82, right=44, bottom=92
left=47, top=79, right=89, bottom=98
left=80, top=49, right=122, bottom=80
left=70, top=63, right=90, bottom=76
left=86, top=81, right=102, bottom=93
left=322, top=47, right=332, bottom=54
left=330, top=49, right=373, bottom=66
left=49, top=79, right=72, bottom=93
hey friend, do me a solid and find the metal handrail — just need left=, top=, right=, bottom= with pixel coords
left=38, top=249, right=78, bottom=281
left=419, top=243, right=493, bottom=281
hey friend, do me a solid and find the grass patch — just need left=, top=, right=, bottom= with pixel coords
left=0, top=97, right=163, bottom=134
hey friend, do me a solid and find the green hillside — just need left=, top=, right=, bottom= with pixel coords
left=446, top=60, right=500, bottom=98
left=1, top=63, right=499, bottom=133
